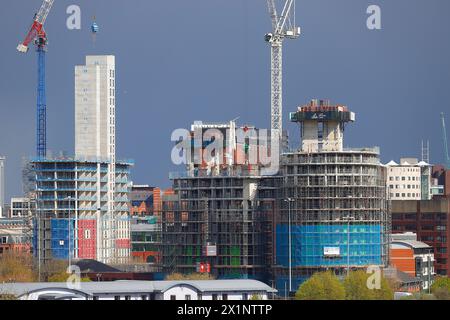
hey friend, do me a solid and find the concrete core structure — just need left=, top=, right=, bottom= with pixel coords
left=75, top=55, right=116, bottom=161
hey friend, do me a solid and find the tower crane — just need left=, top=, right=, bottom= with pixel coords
left=441, top=112, right=450, bottom=169
left=265, top=0, right=300, bottom=146
left=17, top=0, right=56, bottom=159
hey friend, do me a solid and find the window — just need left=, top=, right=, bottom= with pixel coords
left=125, top=296, right=131, bottom=300
left=185, top=295, right=191, bottom=300
left=242, top=293, right=248, bottom=300
left=93, top=296, right=99, bottom=300
left=212, top=294, right=218, bottom=301
left=422, top=213, right=434, bottom=220
left=437, top=247, right=447, bottom=254
left=141, top=295, right=147, bottom=300
left=198, top=294, right=202, bottom=301
left=222, top=294, right=228, bottom=300
left=170, top=295, right=176, bottom=300
left=114, top=296, right=121, bottom=300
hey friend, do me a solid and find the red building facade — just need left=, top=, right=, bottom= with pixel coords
left=392, top=198, right=450, bottom=276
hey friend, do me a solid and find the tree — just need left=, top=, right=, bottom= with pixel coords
left=344, top=270, right=374, bottom=300
left=47, top=270, right=91, bottom=283
left=41, top=260, right=89, bottom=282
left=0, top=252, right=36, bottom=283
left=295, top=271, right=345, bottom=300
left=166, top=272, right=215, bottom=281
left=431, top=276, right=450, bottom=300
left=344, top=270, right=394, bottom=300
left=373, top=276, right=394, bottom=300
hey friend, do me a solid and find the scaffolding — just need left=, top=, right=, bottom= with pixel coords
left=32, top=158, right=132, bottom=265
left=273, top=149, right=390, bottom=290
left=161, top=174, right=278, bottom=281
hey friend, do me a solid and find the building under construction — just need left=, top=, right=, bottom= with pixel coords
left=161, top=100, right=390, bottom=292
left=32, top=156, right=133, bottom=264
left=273, top=100, right=389, bottom=291
left=161, top=121, right=279, bottom=280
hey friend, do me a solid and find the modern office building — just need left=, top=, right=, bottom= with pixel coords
left=386, top=158, right=432, bottom=200
left=274, top=99, right=389, bottom=291
left=390, top=232, right=435, bottom=291
left=392, top=198, right=450, bottom=276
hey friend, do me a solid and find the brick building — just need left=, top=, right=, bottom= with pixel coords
left=390, top=232, right=435, bottom=291
left=392, top=198, right=450, bottom=276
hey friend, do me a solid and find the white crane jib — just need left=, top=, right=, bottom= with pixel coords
left=265, top=0, right=300, bottom=145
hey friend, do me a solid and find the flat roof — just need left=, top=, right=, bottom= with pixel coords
left=391, top=240, right=431, bottom=250
left=0, top=279, right=277, bottom=297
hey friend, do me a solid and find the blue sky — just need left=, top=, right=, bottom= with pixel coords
left=1, top=0, right=450, bottom=200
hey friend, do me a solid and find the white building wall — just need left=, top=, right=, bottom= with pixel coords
left=387, top=160, right=425, bottom=200
left=10, top=197, right=32, bottom=217
left=74, top=55, right=119, bottom=264
left=75, top=56, right=115, bottom=160
left=17, top=287, right=270, bottom=301
left=163, top=286, right=199, bottom=300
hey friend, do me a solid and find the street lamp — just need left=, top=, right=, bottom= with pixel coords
left=342, top=216, right=355, bottom=277
left=284, top=198, right=295, bottom=294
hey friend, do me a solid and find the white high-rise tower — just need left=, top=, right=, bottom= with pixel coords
left=75, top=55, right=118, bottom=263
left=75, top=55, right=116, bottom=161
